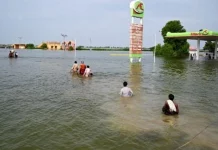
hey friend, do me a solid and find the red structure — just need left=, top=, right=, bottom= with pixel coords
left=130, top=24, right=143, bottom=56
left=62, top=41, right=75, bottom=50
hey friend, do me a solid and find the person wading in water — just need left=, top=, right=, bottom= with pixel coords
left=71, top=61, right=79, bottom=73
left=162, top=94, right=179, bottom=115
left=79, top=61, right=86, bottom=75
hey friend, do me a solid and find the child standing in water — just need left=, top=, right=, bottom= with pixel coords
left=83, top=65, right=92, bottom=77
left=71, top=61, right=79, bottom=73
left=119, top=81, right=133, bottom=97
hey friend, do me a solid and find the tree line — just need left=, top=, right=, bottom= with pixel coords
left=25, top=44, right=152, bottom=51
left=25, top=21, right=217, bottom=56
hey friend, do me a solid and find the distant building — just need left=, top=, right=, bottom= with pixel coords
left=46, top=42, right=61, bottom=50
left=38, top=41, right=61, bottom=50
left=37, top=41, right=75, bottom=50
left=0, top=44, right=13, bottom=49
left=62, top=41, right=75, bottom=50
left=13, top=44, right=26, bottom=49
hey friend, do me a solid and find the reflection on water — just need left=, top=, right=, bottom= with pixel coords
left=129, top=63, right=142, bottom=95
left=161, top=114, right=179, bottom=126
left=161, top=58, right=187, bottom=77
left=201, top=61, right=217, bottom=77
left=0, top=49, right=218, bottom=150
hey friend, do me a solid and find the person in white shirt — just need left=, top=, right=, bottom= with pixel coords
left=15, top=52, right=18, bottom=58
left=119, top=81, right=133, bottom=97
left=71, top=61, right=79, bottom=73
left=83, top=65, right=92, bottom=77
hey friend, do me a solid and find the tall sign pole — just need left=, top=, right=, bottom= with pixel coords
left=18, top=37, right=22, bottom=44
left=61, top=34, right=67, bottom=50
left=129, top=0, right=144, bottom=63
left=74, top=39, right=77, bottom=59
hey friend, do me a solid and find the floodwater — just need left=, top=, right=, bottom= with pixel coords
left=0, top=49, right=218, bottom=150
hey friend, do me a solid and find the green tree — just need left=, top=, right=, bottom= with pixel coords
left=25, top=43, right=35, bottom=49
left=40, top=43, right=48, bottom=49
left=176, top=42, right=189, bottom=57
left=76, top=46, right=84, bottom=50
left=155, top=44, right=162, bottom=56
left=68, top=46, right=74, bottom=51
left=122, top=47, right=129, bottom=51
left=161, top=43, right=174, bottom=57
left=161, top=20, right=189, bottom=57
left=203, top=41, right=215, bottom=52
left=149, top=46, right=155, bottom=52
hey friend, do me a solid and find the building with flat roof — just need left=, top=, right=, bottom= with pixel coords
left=46, top=42, right=61, bottom=50
left=38, top=42, right=61, bottom=50
left=38, top=40, right=75, bottom=50
left=13, top=44, right=26, bottom=49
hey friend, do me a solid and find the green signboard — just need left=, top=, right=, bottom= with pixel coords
left=129, top=54, right=142, bottom=58
left=130, top=0, right=144, bottom=18
left=166, top=29, right=218, bottom=37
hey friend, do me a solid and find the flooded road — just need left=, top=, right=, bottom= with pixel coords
left=0, top=49, right=218, bottom=150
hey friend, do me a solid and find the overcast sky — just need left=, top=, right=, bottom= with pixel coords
left=0, top=0, right=218, bottom=47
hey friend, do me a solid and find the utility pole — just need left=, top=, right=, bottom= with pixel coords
left=154, top=33, right=156, bottom=63
left=18, top=37, right=22, bottom=44
left=18, top=37, right=22, bottom=49
left=154, top=30, right=161, bottom=63
left=61, top=34, right=67, bottom=50
left=90, top=38, right=92, bottom=51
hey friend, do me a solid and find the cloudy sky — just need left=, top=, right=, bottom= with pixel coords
left=0, top=0, right=218, bottom=47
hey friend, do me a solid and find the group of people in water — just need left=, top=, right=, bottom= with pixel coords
left=8, top=50, right=18, bottom=58
left=70, top=61, right=93, bottom=77
left=71, top=61, right=178, bottom=115
left=206, top=53, right=215, bottom=60
left=190, top=52, right=216, bottom=60
left=119, top=81, right=179, bottom=115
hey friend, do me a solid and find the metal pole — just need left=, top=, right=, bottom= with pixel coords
left=196, top=39, right=200, bottom=60
left=140, top=18, right=143, bottom=25
left=154, top=33, right=156, bottom=63
left=18, top=37, right=22, bottom=49
left=74, top=39, right=76, bottom=59
left=64, top=36, right=65, bottom=50
left=215, top=40, right=217, bottom=59
left=18, top=37, right=22, bottom=44
left=61, top=34, right=67, bottom=50
left=90, top=38, right=92, bottom=51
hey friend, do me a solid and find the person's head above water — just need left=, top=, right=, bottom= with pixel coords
left=87, top=65, right=89, bottom=68
left=123, top=81, right=128, bottom=87
left=74, top=61, right=77, bottom=64
left=168, top=94, right=174, bottom=101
